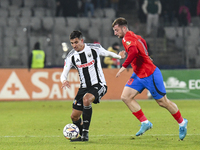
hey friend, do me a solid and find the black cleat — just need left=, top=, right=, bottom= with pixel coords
left=70, top=136, right=82, bottom=142
left=70, top=131, right=89, bottom=142
left=82, top=131, right=89, bottom=141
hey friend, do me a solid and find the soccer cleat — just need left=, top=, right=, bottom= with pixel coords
left=70, top=136, right=82, bottom=142
left=136, top=121, right=153, bottom=136
left=179, top=118, right=188, bottom=140
left=70, top=131, right=89, bottom=142
left=81, top=131, right=89, bottom=141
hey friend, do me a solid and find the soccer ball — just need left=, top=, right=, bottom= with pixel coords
left=63, top=124, right=80, bottom=140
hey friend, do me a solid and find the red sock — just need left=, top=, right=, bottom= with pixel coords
left=172, top=110, right=184, bottom=124
left=132, top=109, right=147, bottom=122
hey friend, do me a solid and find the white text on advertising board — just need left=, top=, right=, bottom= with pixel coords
left=0, top=71, right=80, bottom=100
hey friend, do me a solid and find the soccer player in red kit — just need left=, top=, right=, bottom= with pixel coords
left=112, top=17, right=188, bottom=140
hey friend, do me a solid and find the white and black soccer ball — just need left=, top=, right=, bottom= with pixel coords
left=63, top=124, right=80, bottom=140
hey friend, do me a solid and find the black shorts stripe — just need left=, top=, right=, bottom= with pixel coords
left=152, top=74, right=166, bottom=96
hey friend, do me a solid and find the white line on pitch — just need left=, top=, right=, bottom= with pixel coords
left=0, top=134, right=199, bottom=138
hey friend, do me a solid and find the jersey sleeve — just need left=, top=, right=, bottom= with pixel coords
left=60, top=57, right=73, bottom=83
left=98, top=45, right=121, bottom=59
left=122, top=46, right=138, bottom=68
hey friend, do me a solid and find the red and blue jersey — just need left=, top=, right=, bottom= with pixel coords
left=122, top=31, right=156, bottom=78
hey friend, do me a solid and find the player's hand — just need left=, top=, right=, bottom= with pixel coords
left=61, top=80, right=71, bottom=89
left=116, top=71, right=121, bottom=78
left=116, top=66, right=126, bottom=78
left=118, top=50, right=126, bottom=59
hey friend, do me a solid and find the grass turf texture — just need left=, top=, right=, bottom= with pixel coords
left=0, top=100, right=199, bottom=150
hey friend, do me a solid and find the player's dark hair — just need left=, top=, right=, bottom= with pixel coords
left=70, top=30, right=83, bottom=40
left=112, top=17, right=128, bottom=27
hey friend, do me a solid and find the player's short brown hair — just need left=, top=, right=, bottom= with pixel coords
left=70, top=30, right=83, bottom=40
left=112, top=17, right=128, bottom=27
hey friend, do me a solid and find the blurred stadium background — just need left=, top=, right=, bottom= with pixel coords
left=0, top=2, right=199, bottom=148
left=0, top=0, right=199, bottom=69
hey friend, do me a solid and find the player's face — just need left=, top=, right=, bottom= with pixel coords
left=113, top=25, right=125, bottom=38
left=70, top=38, right=84, bottom=52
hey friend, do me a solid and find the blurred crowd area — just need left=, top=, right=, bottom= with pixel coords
left=0, top=0, right=200, bottom=69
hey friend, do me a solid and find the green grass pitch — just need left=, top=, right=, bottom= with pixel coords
left=0, top=100, right=200, bottom=150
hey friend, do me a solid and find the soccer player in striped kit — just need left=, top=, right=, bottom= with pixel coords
left=60, top=30, right=125, bottom=141
left=112, top=17, right=188, bottom=140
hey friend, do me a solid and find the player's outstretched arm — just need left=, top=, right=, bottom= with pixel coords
left=99, top=46, right=124, bottom=59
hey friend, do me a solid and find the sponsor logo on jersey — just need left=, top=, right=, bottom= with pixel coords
left=77, top=60, right=95, bottom=68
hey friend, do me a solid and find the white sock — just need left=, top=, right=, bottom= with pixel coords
left=142, top=120, right=149, bottom=124
left=179, top=120, right=185, bottom=126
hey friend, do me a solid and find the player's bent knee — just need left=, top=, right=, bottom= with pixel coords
left=121, top=95, right=129, bottom=103
left=70, top=114, right=80, bottom=122
left=156, top=98, right=170, bottom=108
left=83, top=93, right=94, bottom=106
left=83, top=98, right=91, bottom=106
left=157, top=101, right=165, bottom=108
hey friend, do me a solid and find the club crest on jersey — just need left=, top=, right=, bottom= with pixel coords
left=126, top=41, right=131, bottom=45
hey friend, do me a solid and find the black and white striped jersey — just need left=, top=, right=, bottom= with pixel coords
left=60, top=43, right=121, bottom=88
